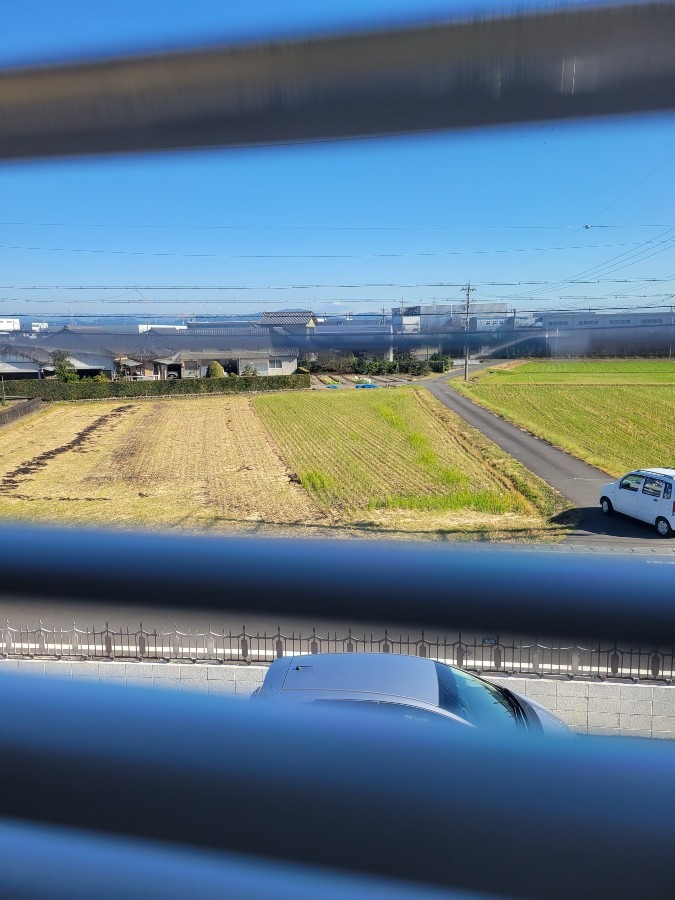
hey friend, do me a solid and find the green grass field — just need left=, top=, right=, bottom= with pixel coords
left=254, top=387, right=568, bottom=537
left=453, top=360, right=675, bottom=475
left=473, top=360, right=675, bottom=384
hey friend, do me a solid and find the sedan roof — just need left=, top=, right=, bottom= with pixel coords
left=280, top=654, right=440, bottom=706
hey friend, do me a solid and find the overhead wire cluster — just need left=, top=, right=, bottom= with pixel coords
left=1, top=221, right=673, bottom=314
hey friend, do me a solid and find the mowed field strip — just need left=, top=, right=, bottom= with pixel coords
left=0, top=390, right=568, bottom=540
left=453, top=360, right=675, bottom=476
left=254, top=388, right=568, bottom=538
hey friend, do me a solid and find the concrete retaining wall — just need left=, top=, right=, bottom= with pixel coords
left=0, top=398, right=42, bottom=427
left=2, top=659, right=674, bottom=738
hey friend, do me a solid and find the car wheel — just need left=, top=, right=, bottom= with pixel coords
left=655, top=517, right=672, bottom=538
left=601, top=498, right=613, bottom=515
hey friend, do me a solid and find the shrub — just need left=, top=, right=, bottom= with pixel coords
left=0, top=374, right=310, bottom=401
left=428, top=353, right=452, bottom=373
left=206, top=361, right=225, bottom=378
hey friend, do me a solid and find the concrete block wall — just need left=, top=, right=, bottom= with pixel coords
left=490, top=676, right=675, bottom=738
left=2, top=659, right=674, bottom=738
left=0, top=658, right=266, bottom=698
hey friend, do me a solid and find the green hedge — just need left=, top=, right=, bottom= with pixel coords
left=2, top=374, right=310, bottom=401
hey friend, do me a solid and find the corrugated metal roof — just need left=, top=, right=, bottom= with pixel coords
left=44, top=353, right=116, bottom=370
left=16, top=333, right=300, bottom=361
left=0, top=361, right=40, bottom=373
left=74, top=359, right=116, bottom=370
left=60, top=325, right=143, bottom=334
left=179, top=349, right=298, bottom=361
left=258, top=311, right=316, bottom=326
left=315, top=325, right=392, bottom=334
left=182, top=327, right=268, bottom=337
left=1, top=345, right=53, bottom=364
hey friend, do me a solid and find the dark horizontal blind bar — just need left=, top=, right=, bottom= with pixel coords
left=1, top=3, right=674, bottom=159
left=2, top=674, right=675, bottom=898
left=0, top=818, right=456, bottom=900
left=0, top=523, right=673, bottom=643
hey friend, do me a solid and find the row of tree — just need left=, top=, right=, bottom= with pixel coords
left=298, top=351, right=452, bottom=377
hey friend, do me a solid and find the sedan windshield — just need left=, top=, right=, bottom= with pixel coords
left=434, top=662, right=521, bottom=730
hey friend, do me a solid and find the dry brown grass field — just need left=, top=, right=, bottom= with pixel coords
left=0, top=398, right=320, bottom=532
left=0, top=391, right=570, bottom=540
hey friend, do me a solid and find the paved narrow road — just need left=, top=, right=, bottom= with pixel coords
left=426, top=375, right=674, bottom=548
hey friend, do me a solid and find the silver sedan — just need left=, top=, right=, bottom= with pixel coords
left=254, top=652, right=571, bottom=736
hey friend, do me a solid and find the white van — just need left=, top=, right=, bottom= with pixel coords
left=599, top=468, right=675, bottom=537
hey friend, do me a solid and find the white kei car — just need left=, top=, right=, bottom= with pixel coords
left=599, top=468, right=675, bottom=537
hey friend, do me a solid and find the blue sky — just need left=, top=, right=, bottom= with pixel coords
left=2, top=1, right=674, bottom=321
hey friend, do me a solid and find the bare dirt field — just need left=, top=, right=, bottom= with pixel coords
left=0, top=391, right=570, bottom=540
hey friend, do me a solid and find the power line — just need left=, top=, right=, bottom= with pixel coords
left=508, top=227, right=675, bottom=301
left=552, top=228, right=675, bottom=283
left=0, top=240, right=663, bottom=260
left=577, top=238, right=675, bottom=282
left=584, top=149, right=675, bottom=223
left=496, top=151, right=675, bottom=282
left=0, top=222, right=626, bottom=231
left=2, top=278, right=675, bottom=290
left=2, top=221, right=675, bottom=231
left=3, top=301, right=675, bottom=317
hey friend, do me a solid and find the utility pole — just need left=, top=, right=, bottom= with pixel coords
left=463, top=281, right=475, bottom=381
left=1, top=374, right=5, bottom=407
left=670, top=305, right=673, bottom=360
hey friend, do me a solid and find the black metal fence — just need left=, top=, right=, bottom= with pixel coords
left=4, top=621, right=674, bottom=681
